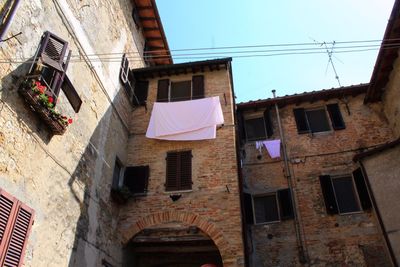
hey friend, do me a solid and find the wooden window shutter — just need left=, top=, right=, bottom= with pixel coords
left=293, top=108, right=309, bottom=134
left=243, top=193, right=254, bottom=224
left=327, top=103, right=346, bottom=130
left=237, top=110, right=246, bottom=141
left=353, top=168, right=372, bottom=210
left=277, top=188, right=294, bottom=220
left=61, top=75, right=82, bottom=113
left=157, top=79, right=169, bottom=102
left=123, top=166, right=150, bottom=195
left=179, top=151, right=192, bottom=190
left=319, top=175, right=339, bottom=214
left=120, top=53, right=130, bottom=85
left=38, top=31, right=69, bottom=72
left=166, top=151, right=192, bottom=191
left=0, top=189, right=34, bottom=267
left=192, top=75, right=204, bottom=99
left=263, top=107, right=274, bottom=137
left=132, top=7, right=141, bottom=28
left=134, top=80, right=149, bottom=106
left=166, top=152, right=179, bottom=191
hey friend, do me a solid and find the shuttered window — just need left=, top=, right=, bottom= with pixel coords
left=293, top=104, right=345, bottom=134
left=120, top=54, right=148, bottom=107
left=123, top=166, right=150, bottom=195
left=33, top=31, right=82, bottom=112
left=250, top=189, right=294, bottom=224
left=319, top=172, right=370, bottom=215
left=165, top=151, right=192, bottom=191
left=157, top=75, right=205, bottom=102
left=244, top=108, right=274, bottom=141
left=0, top=189, right=34, bottom=267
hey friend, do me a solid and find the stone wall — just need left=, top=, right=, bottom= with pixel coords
left=0, top=0, right=145, bottom=266
left=119, top=70, right=246, bottom=266
left=241, top=93, right=393, bottom=266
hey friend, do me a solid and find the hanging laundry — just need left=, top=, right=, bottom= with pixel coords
left=262, top=139, right=281, bottom=159
left=255, top=141, right=264, bottom=153
left=146, top=96, right=224, bottom=140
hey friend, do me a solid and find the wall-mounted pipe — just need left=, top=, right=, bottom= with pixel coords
left=272, top=89, right=309, bottom=264
left=0, top=0, right=22, bottom=41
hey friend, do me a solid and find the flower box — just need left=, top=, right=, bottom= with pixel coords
left=18, top=78, right=72, bottom=135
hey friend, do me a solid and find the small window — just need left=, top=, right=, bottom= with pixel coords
left=157, top=76, right=204, bottom=102
left=166, top=151, right=192, bottom=191
left=305, top=108, right=331, bottom=133
left=293, top=104, right=345, bottom=134
left=132, top=7, right=141, bottom=29
left=319, top=169, right=371, bottom=215
left=253, top=194, right=280, bottom=224
left=245, top=117, right=267, bottom=141
left=111, top=158, right=149, bottom=196
left=123, top=166, right=149, bottom=195
left=170, top=81, right=191, bottom=102
left=332, top=176, right=361, bottom=214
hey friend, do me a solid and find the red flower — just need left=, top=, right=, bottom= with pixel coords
left=35, top=81, right=41, bottom=87
left=68, top=118, right=73, bottom=124
left=39, top=87, right=45, bottom=94
left=48, top=96, right=54, bottom=103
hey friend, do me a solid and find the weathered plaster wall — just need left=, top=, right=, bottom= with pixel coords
left=119, top=70, right=246, bottom=267
left=382, top=53, right=400, bottom=138
left=0, top=0, right=145, bottom=266
left=241, top=93, right=393, bottom=266
left=362, top=147, right=400, bottom=264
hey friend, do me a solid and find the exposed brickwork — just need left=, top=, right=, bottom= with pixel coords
left=240, top=93, right=394, bottom=266
left=120, top=69, right=245, bottom=266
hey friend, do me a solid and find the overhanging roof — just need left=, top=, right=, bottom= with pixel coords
left=365, top=0, right=400, bottom=102
left=133, top=0, right=172, bottom=65
left=237, top=84, right=368, bottom=110
left=133, top=58, right=232, bottom=79
left=353, top=138, right=400, bottom=162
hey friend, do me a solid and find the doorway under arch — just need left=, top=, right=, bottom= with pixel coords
left=123, top=222, right=223, bottom=267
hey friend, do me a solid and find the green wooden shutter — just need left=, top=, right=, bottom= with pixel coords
left=353, top=168, right=372, bottom=210
left=277, top=188, right=294, bottom=220
left=157, top=79, right=169, bottom=102
left=264, top=107, right=274, bottom=137
left=179, top=151, right=192, bottom=190
left=327, top=103, right=346, bottom=130
left=192, top=75, right=204, bottom=99
left=166, top=152, right=179, bottom=191
left=293, top=108, right=309, bottom=134
left=319, top=175, right=339, bottom=215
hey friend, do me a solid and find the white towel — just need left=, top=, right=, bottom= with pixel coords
left=146, top=96, right=224, bottom=140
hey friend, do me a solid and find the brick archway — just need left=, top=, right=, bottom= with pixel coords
left=121, top=210, right=231, bottom=262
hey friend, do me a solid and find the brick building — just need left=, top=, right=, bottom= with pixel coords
left=0, top=0, right=245, bottom=266
left=236, top=1, right=400, bottom=265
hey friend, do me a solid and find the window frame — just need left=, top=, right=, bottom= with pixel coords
left=304, top=106, right=332, bottom=134
left=330, top=174, right=362, bottom=215
left=244, top=116, right=268, bottom=141
left=169, top=80, right=192, bottom=102
left=251, top=193, right=281, bottom=225
left=165, top=150, right=193, bottom=192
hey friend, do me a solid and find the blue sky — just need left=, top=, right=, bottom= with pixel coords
left=156, top=0, right=395, bottom=102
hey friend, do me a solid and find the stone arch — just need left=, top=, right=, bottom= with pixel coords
left=121, top=210, right=232, bottom=262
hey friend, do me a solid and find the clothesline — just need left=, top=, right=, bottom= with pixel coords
left=150, top=93, right=228, bottom=105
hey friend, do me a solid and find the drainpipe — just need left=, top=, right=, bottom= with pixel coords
left=0, top=0, right=22, bottom=41
left=272, top=89, right=308, bottom=264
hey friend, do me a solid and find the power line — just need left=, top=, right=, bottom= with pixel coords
left=0, top=41, right=399, bottom=64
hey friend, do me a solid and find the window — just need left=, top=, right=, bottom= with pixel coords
left=0, top=188, right=35, bottom=267
left=319, top=168, right=372, bottom=215
left=157, top=76, right=204, bottom=102
left=293, top=103, right=345, bottom=134
left=111, top=158, right=149, bottom=198
left=119, top=53, right=148, bottom=106
left=131, top=7, right=141, bottom=29
left=32, top=31, right=82, bottom=112
left=165, top=151, right=192, bottom=191
left=244, top=107, right=273, bottom=141
left=244, top=188, right=294, bottom=225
